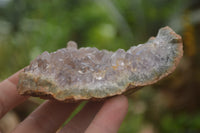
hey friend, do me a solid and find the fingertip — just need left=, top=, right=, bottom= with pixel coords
left=105, top=95, right=129, bottom=113
left=120, top=95, right=129, bottom=113
left=85, top=95, right=129, bottom=133
left=7, top=69, right=24, bottom=85
left=114, top=95, right=129, bottom=109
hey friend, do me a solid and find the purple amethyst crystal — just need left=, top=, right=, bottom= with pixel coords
left=17, top=26, right=183, bottom=102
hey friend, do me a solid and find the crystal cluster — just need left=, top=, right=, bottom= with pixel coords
left=17, top=26, right=183, bottom=102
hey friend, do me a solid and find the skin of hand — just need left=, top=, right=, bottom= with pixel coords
left=0, top=70, right=128, bottom=133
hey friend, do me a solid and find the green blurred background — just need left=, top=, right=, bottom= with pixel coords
left=0, top=0, right=200, bottom=132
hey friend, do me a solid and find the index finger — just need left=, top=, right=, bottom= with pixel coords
left=0, top=69, right=28, bottom=118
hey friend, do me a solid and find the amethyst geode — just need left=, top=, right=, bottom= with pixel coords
left=17, top=26, right=183, bottom=102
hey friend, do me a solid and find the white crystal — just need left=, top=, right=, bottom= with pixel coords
left=111, top=49, right=126, bottom=70
left=96, top=76, right=103, bottom=80
left=67, top=41, right=78, bottom=49
left=93, top=71, right=105, bottom=81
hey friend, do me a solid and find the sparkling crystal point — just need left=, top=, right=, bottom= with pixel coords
left=67, top=41, right=78, bottom=49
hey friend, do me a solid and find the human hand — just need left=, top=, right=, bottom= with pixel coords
left=0, top=70, right=128, bottom=133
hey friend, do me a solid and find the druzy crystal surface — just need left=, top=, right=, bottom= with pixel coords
left=17, top=26, right=183, bottom=102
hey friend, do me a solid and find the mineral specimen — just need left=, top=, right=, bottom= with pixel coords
left=17, top=26, right=183, bottom=102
